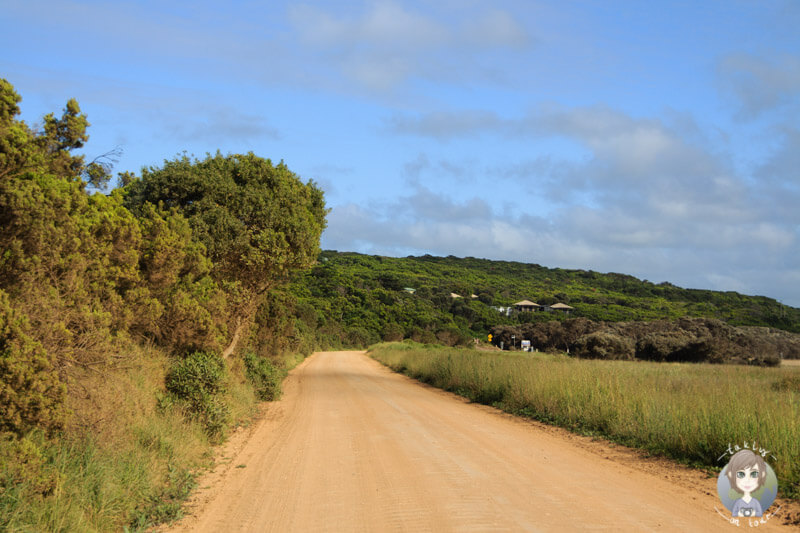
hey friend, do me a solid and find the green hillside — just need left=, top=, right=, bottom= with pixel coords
left=290, top=251, right=800, bottom=348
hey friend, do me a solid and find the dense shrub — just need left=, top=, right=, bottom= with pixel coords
left=409, top=327, right=438, bottom=345
left=0, top=431, right=63, bottom=515
left=636, top=332, right=694, bottom=362
left=435, top=325, right=470, bottom=347
left=164, top=351, right=229, bottom=437
left=0, top=292, right=65, bottom=436
left=243, top=352, right=285, bottom=401
left=492, top=317, right=800, bottom=366
left=345, top=326, right=380, bottom=348
left=0, top=171, right=144, bottom=365
left=382, top=323, right=405, bottom=342
left=134, top=204, right=229, bottom=352
left=574, top=331, right=635, bottom=360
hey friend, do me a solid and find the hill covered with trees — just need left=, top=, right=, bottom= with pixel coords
left=290, top=251, right=800, bottom=349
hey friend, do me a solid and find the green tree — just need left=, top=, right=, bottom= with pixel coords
left=134, top=203, right=229, bottom=352
left=0, top=79, right=102, bottom=185
left=125, top=152, right=328, bottom=356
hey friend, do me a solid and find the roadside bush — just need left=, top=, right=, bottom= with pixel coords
left=574, top=332, right=635, bottom=360
left=0, top=291, right=65, bottom=436
left=0, top=431, right=62, bottom=500
left=164, top=351, right=229, bottom=437
left=243, top=352, right=285, bottom=401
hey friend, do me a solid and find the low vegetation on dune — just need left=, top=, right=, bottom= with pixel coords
left=370, top=342, right=800, bottom=501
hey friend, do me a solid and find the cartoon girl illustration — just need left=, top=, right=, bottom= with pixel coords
left=725, top=449, right=767, bottom=517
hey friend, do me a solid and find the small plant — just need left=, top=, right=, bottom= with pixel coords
left=243, top=352, right=286, bottom=401
left=127, top=463, right=196, bottom=531
left=0, top=430, right=62, bottom=503
left=165, top=351, right=230, bottom=437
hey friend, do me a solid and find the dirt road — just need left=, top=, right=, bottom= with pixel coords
left=165, top=351, right=794, bottom=532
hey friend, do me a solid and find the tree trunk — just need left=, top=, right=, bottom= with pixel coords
left=222, top=317, right=245, bottom=360
left=222, top=292, right=266, bottom=360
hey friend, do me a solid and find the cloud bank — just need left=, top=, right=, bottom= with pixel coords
left=326, top=102, right=800, bottom=305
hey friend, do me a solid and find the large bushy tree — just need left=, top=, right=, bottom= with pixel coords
left=124, top=152, right=327, bottom=355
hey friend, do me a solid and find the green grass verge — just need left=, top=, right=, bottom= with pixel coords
left=369, top=341, right=800, bottom=500
left=0, top=346, right=299, bottom=532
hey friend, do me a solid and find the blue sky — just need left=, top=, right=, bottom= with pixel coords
left=3, top=0, right=799, bottom=306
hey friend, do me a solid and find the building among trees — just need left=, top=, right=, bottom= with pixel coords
left=514, top=300, right=541, bottom=312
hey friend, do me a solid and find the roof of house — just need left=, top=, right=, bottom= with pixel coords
left=550, top=303, right=574, bottom=309
left=450, top=292, right=463, bottom=298
left=514, top=300, right=540, bottom=307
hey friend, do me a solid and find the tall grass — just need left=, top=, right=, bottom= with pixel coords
left=370, top=342, right=800, bottom=499
left=0, top=344, right=270, bottom=532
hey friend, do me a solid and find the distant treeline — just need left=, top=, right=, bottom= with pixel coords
left=290, top=251, right=800, bottom=351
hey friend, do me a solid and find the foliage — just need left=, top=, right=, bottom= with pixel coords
left=125, top=152, right=327, bottom=296
left=1, top=79, right=89, bottom=182
left=491, top=317, right=790, bottom=365
left=0, top=431, right=62, bottom=502
left=135, top=203, right=229, bottom=352
left=243, top=352, right=286, bottom=401
left=293, top=251, right=800, bottom=354
left=0, top=290, right=65, bottom=436
left=124, top=152, right=327, bottom=356
left=573, top=331, right=635, bottom=360
left=0, top=79, right=314, bottom=531
left=0, top=151, right=144, bottom=368
left=164, top=351, right=230, bottom=438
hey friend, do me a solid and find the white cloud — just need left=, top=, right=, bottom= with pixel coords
left=335, top=101, right=800, bottom=305
left=289, top=2, right=445, bottom=48
left=462, top=9, right=529, bottom=48
left=159, top=106, right=280, bottom=143
left=386, top=110, right=505, bottom=138
left=323, top=185, right=800, bottom=306
left=286, top=1, right=532, bottom=91
left=717, top=53, right=800, bottom=120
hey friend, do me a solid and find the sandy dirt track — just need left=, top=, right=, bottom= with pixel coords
left=164, top=351, right=795, bottom=532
